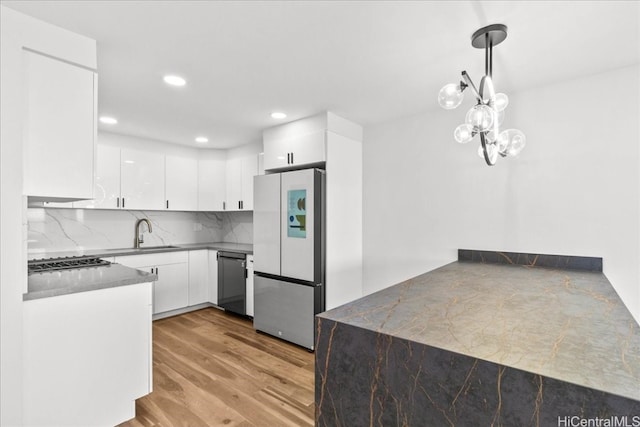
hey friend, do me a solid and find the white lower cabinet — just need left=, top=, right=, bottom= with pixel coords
left=115, top=252, right=188, bottom=315
left=246, top=255, right=254, bottom=317
left=208, top=250, right=219, bottom=304
left=188, top=250, right=209, bottom=306
left=23, top=282, right=152, bottom=427
left=114, top=249, right=247, bottom=316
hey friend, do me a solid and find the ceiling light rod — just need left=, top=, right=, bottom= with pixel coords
left=437, top=23, right=526, bottom=166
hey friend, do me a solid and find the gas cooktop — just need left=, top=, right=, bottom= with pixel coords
left=28, top=256, right=111, bottom=274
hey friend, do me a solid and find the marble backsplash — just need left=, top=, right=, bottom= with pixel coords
left=27, top=208, right=253, bottom=255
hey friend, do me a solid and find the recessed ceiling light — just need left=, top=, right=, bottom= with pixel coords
left=271, top=112, right=287, bottom=119
left=99, top=116, right=118, bottom=125
left=195, top=136, right=209, bottom=143
left=163, top=75, right=186, bottom=87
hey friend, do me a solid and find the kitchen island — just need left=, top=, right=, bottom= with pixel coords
left=24, top=260, right=156, bottom=426
left=315, top=250, right=640, bottom=426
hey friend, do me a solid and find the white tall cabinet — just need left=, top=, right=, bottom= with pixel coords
left=23, top=50, right=97, bottom=202
left=263, top=112, right=363, bottom=310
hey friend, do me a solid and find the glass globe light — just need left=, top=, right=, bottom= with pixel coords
left=454, top=124, right=475, bottom=144
left=495, top=131, right=509, bottom=155
left=465, top=104, right=494, bottom=132
left=499, top=129, right=526, bottom=156
left=477, top=145, right=485, bottom=158
left=494, top=93, right=509, bottom=112
left=485, top=129, right=497, bottom=143
left=438, top=83, right=464, bottom=109
left=495, top=108, right=505, bottom=126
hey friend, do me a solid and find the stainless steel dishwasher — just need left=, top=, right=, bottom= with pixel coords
left=217, top=251, right=247, bottom=315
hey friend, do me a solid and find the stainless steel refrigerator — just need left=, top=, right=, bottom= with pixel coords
left=253, top=168, right=325, bottom=350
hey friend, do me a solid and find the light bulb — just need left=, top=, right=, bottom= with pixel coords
left=499, top=129, right=526, bottom=156
left=465, top=104, right=494, bottom=132
left=477, top=145, right=485, bottom=158
left=494, top=93, right=509, bottom=112
left=454, top=124, right=475, bottom=144
left=438, top=83, right=464, bottom=109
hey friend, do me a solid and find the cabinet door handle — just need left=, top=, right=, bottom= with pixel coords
left=238, top=201, right=241, bottom=210
left=122, top=198, right=125, bottom=208
left=117, top=198, right=120, bottom=208
left=287, top=153, right=290, bottom=164
left=166, top=200, right=169, bottom=209
left=291, top=152, right=294, bottom=164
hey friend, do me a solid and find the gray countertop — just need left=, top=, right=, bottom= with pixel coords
left=25, top=263, right=157, bottom=301
left=28, top=241, right=253, bottom=260
left=318, top=260, right=640, bottom=402
left=26, top=242, right=252, bottom=301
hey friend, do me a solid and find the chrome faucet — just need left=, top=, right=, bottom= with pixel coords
left=134, top=218, right=153, bottom=249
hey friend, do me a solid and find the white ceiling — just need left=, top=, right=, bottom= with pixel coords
left=3, top=1, right=639, bottom=149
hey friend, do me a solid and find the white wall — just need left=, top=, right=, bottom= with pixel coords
left=363, top=65, right=640, bottom=323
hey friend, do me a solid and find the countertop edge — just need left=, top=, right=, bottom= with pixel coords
left=28, top=242, right=253, bottom=260
left=24, top=266, right=157, bottom=301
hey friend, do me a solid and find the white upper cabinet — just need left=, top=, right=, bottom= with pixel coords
left=225, top=155, right=257, bottom=211
left=198, top=157, right=226, bottom=211
left=23, top=50, right=97, bottom=201
left=263, top=130, right=326, bottom=171
left=225, top=157, right=242, bottom=211
left=241, top=155, right=257, bottom=211
left=263, top=111, right=363, bottom=173
left=121, top=148, right=165, bottom=210
left=74, top=144, right=121, bottom=209
left=165, top=155, right=198, bottom=211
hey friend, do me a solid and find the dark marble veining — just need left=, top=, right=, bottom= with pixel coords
left=459, top=249, right=603, bottom=272
left=316, top=251, right=640, bottom=426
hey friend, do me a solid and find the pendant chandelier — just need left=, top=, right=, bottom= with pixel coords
left=438, top=24, right=525, bottom=166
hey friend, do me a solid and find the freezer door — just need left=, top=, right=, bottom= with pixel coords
left=253, top=174, right=281, bottom=275
left=253, top=275, right=321, bottom=350
left=280, top=169, right=323, bottom=282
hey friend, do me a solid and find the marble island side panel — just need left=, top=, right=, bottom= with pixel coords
left=316, top=254, right=640, bottom=426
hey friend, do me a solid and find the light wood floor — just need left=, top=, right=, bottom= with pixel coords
left=118, top=307, right=315, bottom=427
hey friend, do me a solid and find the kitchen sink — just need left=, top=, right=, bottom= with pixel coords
left=134, top=245, right=180, bottom=251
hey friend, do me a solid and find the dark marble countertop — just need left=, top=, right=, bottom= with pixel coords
left=27, top=241, right=253, bottom=260
left=318, top=257, right=640, bottom=402
left=25, top=263, right=157, bottom=301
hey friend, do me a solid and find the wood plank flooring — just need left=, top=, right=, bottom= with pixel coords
left=118, top=307, right=315, bottom=427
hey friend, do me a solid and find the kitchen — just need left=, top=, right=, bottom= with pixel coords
left=1, top=1, right=639, bottom=426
